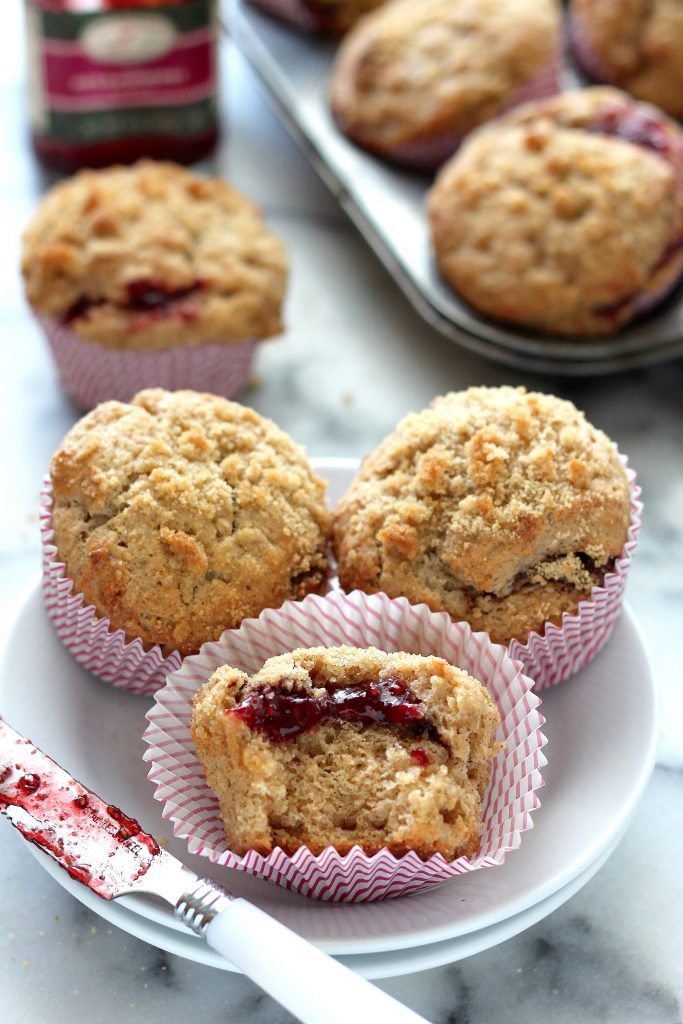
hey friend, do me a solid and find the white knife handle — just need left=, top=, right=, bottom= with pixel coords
left=204, top=897, right=433, bottom=1024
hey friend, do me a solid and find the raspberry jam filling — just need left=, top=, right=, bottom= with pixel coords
left=62, top=278, right=205, bottom=326
left=584, top=104, right=683, bottom=319
left=585, top=103, right=676, bottom=159
left=226, top=673, right=441, bottom=745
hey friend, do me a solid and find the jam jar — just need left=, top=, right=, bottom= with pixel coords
left=24, top=0, right=219, bottom=172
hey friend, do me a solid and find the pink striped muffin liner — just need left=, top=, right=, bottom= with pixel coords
left=383, top=47, right=563, bottom=170
left=41, top=481, right=183, bottom=695
left=142, top=590, right=546, bottom=902
left=34, top=312, right=256, bottom=409
left=509, top=461, right=642, bottom=690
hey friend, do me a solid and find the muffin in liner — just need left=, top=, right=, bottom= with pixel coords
left=34, top=311, right=256, bottom=409
left=142, top=590, right=546, bottom=902
left=41, top=480, right=183, bottom=695
left=569, top=3, right=683, bottom=120
left=23, top=162, right=287, bottom=408
left=378, top=48, right=562, bottom=170
left=248, top=0, right=320, bottom=32
left=509, top=461, right=642, bottom=690
left=331, top=0, right=562, bottom=171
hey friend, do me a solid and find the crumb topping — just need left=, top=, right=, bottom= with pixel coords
left=332, top=0, right=560, bottom=149
left=333, top=386, right=631, bottom=643
left=428, top=88, right=683, bottom=335
left=50, top=388, right=330, bottom=654
left=22, top=161, right=288, bottom=350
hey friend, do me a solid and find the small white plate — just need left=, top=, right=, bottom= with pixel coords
left=24, top=830, right=621, bottom=979
left=0, top=458, right=657, bottom=968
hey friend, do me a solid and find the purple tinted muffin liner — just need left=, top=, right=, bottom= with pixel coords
left=143, top=590, right=545, bottom=902
left=34, top=312, right=256, bottom=409
left=569, top=10, right=611, bottom=83
left=509, top=461, right=642, bottom=689
left=633, top=273, right=683, bottom=317
left=41, top=481, right=183, bottom=695
left=247, top=0, right=322, bottom=32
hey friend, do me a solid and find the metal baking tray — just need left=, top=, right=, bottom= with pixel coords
left=228, top=0, right=683, bottom=375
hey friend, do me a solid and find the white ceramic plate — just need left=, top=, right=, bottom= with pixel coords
left=0, top=459, right=657, bottom=969
left=23, top=831, right=621, bottom=979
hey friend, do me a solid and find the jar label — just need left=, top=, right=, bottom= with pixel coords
left=26, top=1, right=217, bottom=144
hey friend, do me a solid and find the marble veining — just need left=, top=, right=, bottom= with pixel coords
left=0, top=5, right=682, bottom=1024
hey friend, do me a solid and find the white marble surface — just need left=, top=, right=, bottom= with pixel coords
left=1, top=4, right=683, bottom=1022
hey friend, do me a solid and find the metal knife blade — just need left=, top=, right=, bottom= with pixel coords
left=0, top=718, right=197, bottom=903
left=0, top=719, right=432, bottom=1024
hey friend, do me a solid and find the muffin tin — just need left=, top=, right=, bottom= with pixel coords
left=228, top=0, right=683, bottom=375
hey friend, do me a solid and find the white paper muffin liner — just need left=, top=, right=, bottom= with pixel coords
left=142, top=589, right=546, bottom=902
left=41, top=481, right=183, bottom=695
left=375, top=47, right=563, bottom=169
left=34, top=312, right=256, bottom=409
left=509, top=461, right=642, bottom=689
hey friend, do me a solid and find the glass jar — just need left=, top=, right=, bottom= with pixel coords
left=25, top=0, right=219, bottom=172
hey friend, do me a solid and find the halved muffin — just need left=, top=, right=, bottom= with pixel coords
left=191, top=645, right=501, bottom=860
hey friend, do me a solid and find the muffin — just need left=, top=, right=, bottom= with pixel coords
left=331, top=0, right=562, bottom=169
left=22, top=161, right=288, bottom=405
left=190, top=645, right=501, bottom=860
left=146, top=589, right=544, bottom=899
left=571, top=0, right=683, bottom=118
left=333, top=387, right=631, bottom=646
left=428, top=88, right=683, bottom=336
left=248, top=0, right=385, bottom=34
left=48, top=388, right=330, bottom=659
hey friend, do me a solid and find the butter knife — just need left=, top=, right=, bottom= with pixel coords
left=0, top=719, right=432, bottom=1024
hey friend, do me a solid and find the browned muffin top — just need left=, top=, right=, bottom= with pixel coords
left=332, top=0, right=560, bottom=152
left=22, top=161, right=288, bottom=350
left=428, top=87, right=683, bottom=336
left=50, top=388, right=330, bottom=655
left=333, top=386, right=630, bottom=644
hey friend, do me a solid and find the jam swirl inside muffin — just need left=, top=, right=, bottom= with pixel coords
left=585, top=102, right=677, bottom=157
left=63, top=279, right=205, bottom=326
left=226, top=673, right=442, bottom=744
